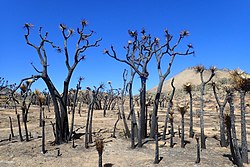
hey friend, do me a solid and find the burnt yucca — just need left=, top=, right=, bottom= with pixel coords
left=180, top=30, right=190, bottom=37
left=34, top=89, right=40, bottom=96
left=81, top=20, right=88, bottom=26
left=194, top=65, right=205, bottom=73
left=95, top=138, right=104, bottom=155
left=20, top=84, right=27, bottom=93
left=183, top=82, right=192, bottom=94
left=38, top=94, right=46, bottom=106
left=96, top=138, right=104, bottom=167
left=230, top=69, right=250, bottom=92
left=177, top=105, right=188, bottom=115
left=210, top=66, right=217, bottom=74
left=26, top=79, right=33, bottom=86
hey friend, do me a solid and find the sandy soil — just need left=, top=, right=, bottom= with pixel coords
left=0, top=95, right=250, bottom=167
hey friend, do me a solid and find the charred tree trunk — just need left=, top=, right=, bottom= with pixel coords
left=181, top=113, right=185, bottom=148
left=17, top=114, right=23, bottom=142
left=78, top=100, right=82, bottom=117
left=170, top=114, right=174, bottom=148
left=41, top=120, right=46, bottom=154
left=89, top=102, right=94, bottom=143
left=23, top=119, right=29, bottom=142
left=162, top=79, right=175, bottom=140
left=9, top=116, right=14, bottom=137
left=188, top=92, right=194, bottom=138
left=195, top=135, right=200, bottom=164
left=140, top=76, right=147, bottom=139
left=138, top=111, right=142, bottom=147
left=120, top=69, right=130, bottom=138
left=212, top=82, right=227, bottom=147
left=196, top=66, right=215, bottom=149
left=240, top=91, right=248, bottom=164
left=68, top=78, right=81, bottom=141
left=39, top=107, right=44, bottom=127
left=226, top=114, right=236, bottom=165
left=128, top=68, right=137, bottom=148
left=154, top=117, right=159, bottom=164
left=200, top=83, right=206, bottom=149
left=227, top=94, right=243, bottom=167
left=43, top=77, right=62, bottom=144
left=103, top=96, right=108, bottom=117
left=85, top=98, right=92, bottom=148
left=112, top=110, right=120, bottom=138
left=150, top=77, right=164, bottom=138
left=21, top=104, right=29, bottom=142
left=85, top=85, right=103, bottom=148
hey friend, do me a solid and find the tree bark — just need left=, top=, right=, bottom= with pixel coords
left=188, top=92, right=194, bottom=138
left=154, top=117, right=159, bottom=164
left=68, top=82, right=80, bottom=141
left=212, top=83, right=227, bottom=147
left=17, top=114, right=23, bottom=142
left=98, top=154, right=102, bottom=167
left=181, top=113, right=185, bottom=148
left=170, top=116, right=174, bottom=148
left=150, top=77, right=164, bottom=138
left=140, top=76, right=147, bottom=139
left=9, top=116, right=14, bottom=137
left=41, top=120, right=46, bottom=154
left=195, top=136, right=200, bottom=163
left=200, top=83, right=206, bottom=149
left=138, top=111, right=142, bottom=147
left=85, top=100, right=92, bottom=148
left=228, top=95, right=243, bottom=167
left=42, top=77, right=62, bottom=144
left=240, top=91, right=248, bottom=164
left=162, top=79, right=175, bottom=140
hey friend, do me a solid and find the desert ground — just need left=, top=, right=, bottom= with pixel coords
left=0, top=89, right=250, bottom=167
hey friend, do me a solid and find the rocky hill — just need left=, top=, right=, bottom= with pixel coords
left=148, top=67, right=231, bottom=94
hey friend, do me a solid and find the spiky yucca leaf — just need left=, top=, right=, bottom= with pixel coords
left=95, top=138, right=104, bottom=155
left=81, top=20, right=88, bottom=26
left=183, top=82, right=192, bottom=93
left=194, top=65, right=205, bottom=73
left=38, top=94, right=46, bottom=105
left=230, top=69, right=250, bottom=92
left=20, top=84, right=27, bottom=93
left=177, top=105, right=188, bottom=115
left=210, top=66, right=217, bottom=73
left=34, top=89, right=40, bottom=96
left=26, top=79, right=33, bottom=86
left=180, top=30, right=190, bottom=37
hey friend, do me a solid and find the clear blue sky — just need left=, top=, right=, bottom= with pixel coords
left=0, top=0, right=250, bottom=93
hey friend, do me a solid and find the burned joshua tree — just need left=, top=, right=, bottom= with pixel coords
left=230, top=69, right=250, bottom=164
left=150, top=30, right=194, bottom=138
left=226, top=89, right=243, bottom=167
left=95, top=138, right=104, bottom=167
left=177, top=105, right=188, bottom=148
left=85, top=84, right=104, bottom=148
left=211, top=81, right=229, bottom=147
left=194, top=65, right=216, bottom=149
left=183, top=82, right=194, bottom=138
left=19, top=21, right=101, bottom=144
